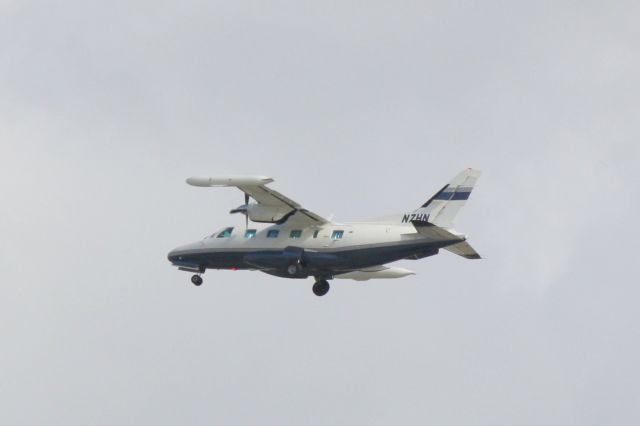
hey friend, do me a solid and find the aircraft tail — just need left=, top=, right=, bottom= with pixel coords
left=443, top=240, right=481, bottom=259
left=412, top=219, right=482, bottom=260
left=413, top=168, right=481, bottom=229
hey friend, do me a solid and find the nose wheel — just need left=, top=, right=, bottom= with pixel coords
left=312, top=279, right=330, bottom=297
left=191, top=274, right=203, bottom=286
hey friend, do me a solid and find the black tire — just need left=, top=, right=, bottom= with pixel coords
left=312, top=280, right=330, bottom=297
left=287, top=263, right=301, bottom=276
left=191, top=275, right=203, bottom=286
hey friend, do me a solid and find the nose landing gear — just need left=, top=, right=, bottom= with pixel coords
left=191, top=274, right=203, bottom=286
left=312, top=279, right=330, bottom=297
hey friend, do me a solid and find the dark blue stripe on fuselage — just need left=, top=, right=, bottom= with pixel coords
left=169, top=239, right=457, bottom=278
left=434, top=191, right=471, bottom=200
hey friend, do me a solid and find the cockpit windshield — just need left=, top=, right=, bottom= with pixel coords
left=206, top=227, right=234, bottom=239
left=217, top=227, right=234, bottom=238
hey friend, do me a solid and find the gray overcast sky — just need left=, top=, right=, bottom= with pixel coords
left=1, top=1, right=639, bottom=425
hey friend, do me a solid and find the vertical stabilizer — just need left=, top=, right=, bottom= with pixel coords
left=415, top=169, right=481, bottom=228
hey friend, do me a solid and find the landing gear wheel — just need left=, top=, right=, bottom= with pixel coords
left=312, top=280, right=330, bottom=297
left=191, top=275, right=203, bottom=286
left=287, top=263, right=301, bottom=276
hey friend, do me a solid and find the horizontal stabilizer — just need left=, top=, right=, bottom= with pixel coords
left=412, top=220, right=480, bottom=259
left=411, top=220, right=464, bottom=243
left=444, top=241, right=481, bottom=259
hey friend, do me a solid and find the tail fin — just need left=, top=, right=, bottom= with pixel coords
left=415, top=168, right=481, bottom=228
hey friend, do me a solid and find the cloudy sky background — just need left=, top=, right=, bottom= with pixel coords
left=1, top=1, right=639, bottom=424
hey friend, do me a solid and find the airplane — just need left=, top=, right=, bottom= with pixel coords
left=167, top=169, right=482, bottom=296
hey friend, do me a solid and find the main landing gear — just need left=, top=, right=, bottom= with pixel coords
left=287, top=262, right=302, bottom=276
left=191, top=274, right=203, bottom=286
left=312, top=279, right=330, bottom=297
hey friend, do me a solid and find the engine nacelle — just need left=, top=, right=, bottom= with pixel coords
left=231, top=203, right=294, bottom=223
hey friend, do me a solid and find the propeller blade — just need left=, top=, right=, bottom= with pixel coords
left=244, top=193, right=249, bottom=229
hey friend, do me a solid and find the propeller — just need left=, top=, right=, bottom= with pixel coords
left=229, top=193, right=251, bottom=229
left=244, top=192, right=249, bottom=230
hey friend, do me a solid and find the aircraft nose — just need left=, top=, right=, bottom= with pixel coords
left=167, top=241, right=204, bottom=264
left=167, top=249, right=180, bottom=263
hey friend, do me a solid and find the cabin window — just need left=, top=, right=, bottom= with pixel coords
left=217, top=227, right=234, bottom=238
left=267, top=229, right=280, bottom=238
left=331, top=230, right=344, bottom=240
left=289, top=230, right=302, bottom=239
left=245, top=229, right=257, bottom=239
left=313, top=230, right=319, bottom=238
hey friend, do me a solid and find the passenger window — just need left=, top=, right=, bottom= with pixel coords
left=313, top=230, right=319, bottom=238
left=331, top=230, right=344, bottom=240
left=245, top=229, right=257, bottom=239
left=289, top=230, right=302, bottom=239
left=267, top=229, right=280, bottom=238
left=217, top=227, right=234, bottom=238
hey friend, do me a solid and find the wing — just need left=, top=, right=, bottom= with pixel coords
left=186, top=175, right=331, bottom=226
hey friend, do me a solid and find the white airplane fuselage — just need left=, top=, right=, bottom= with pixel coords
left=167, top=169, right=482, bottom=295
left=168, top=220, right=457, bottom=279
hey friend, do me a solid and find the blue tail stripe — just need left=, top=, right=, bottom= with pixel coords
left=434, top=191, right=471, bottom=201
